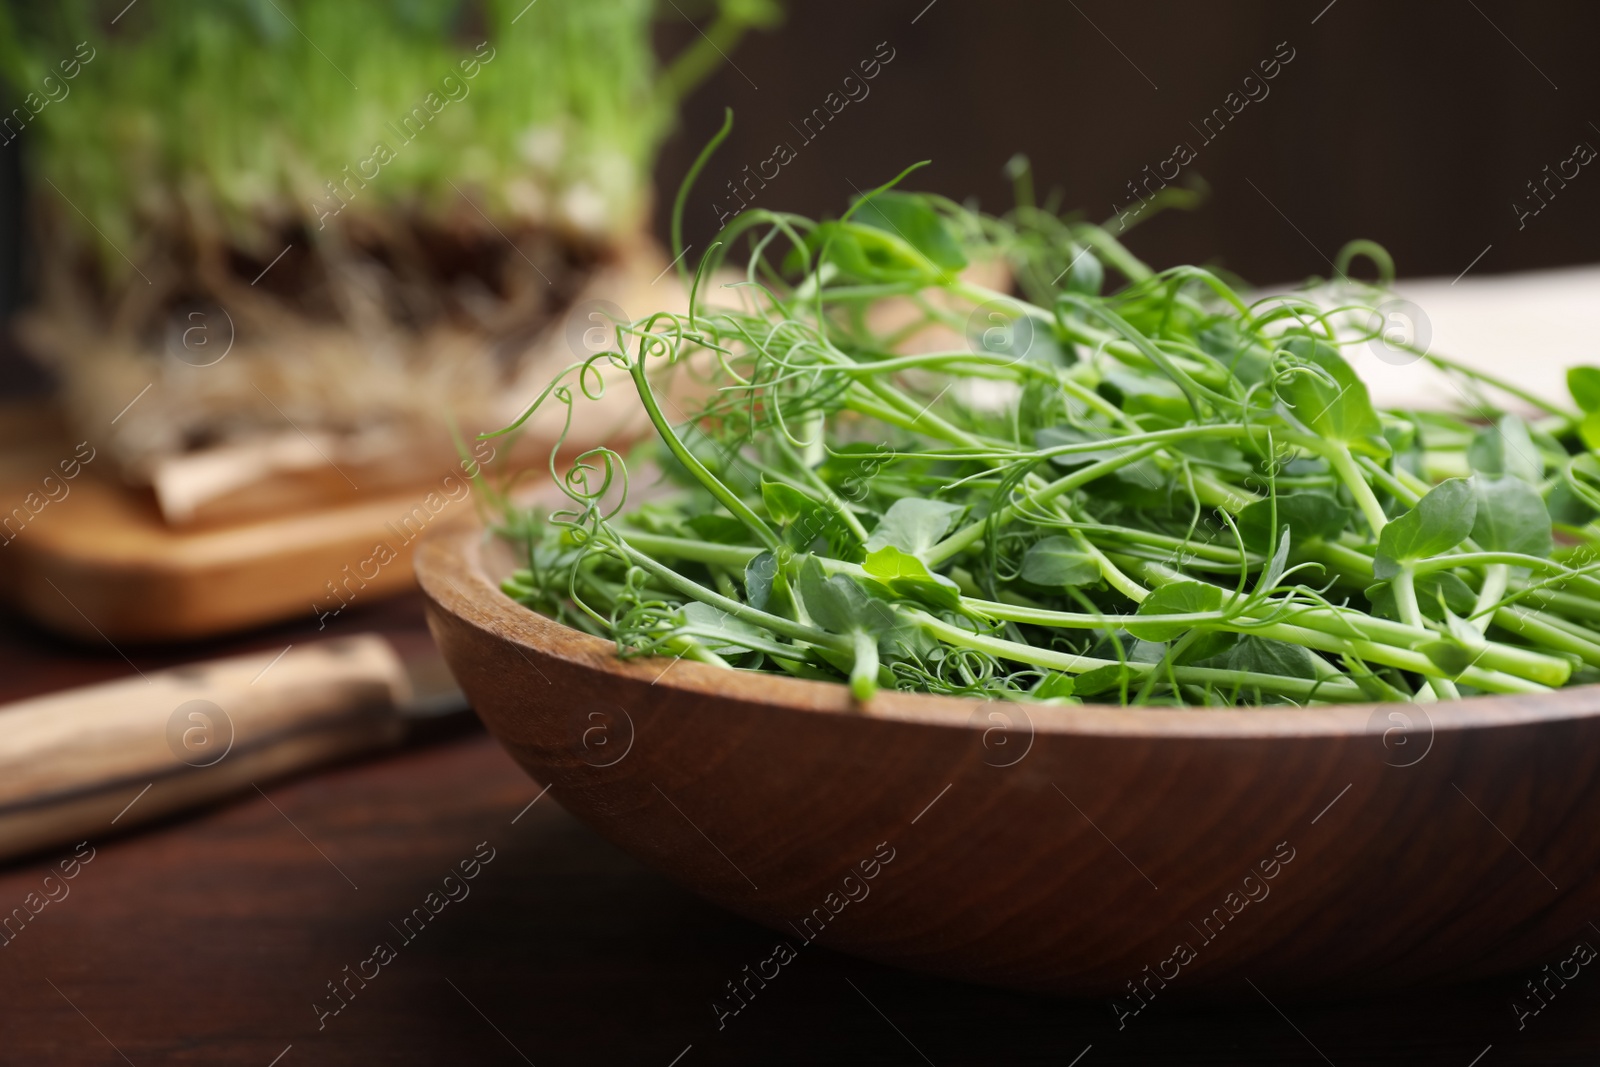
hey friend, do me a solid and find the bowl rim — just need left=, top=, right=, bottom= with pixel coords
left=417, top=522, right=1600, bottom=742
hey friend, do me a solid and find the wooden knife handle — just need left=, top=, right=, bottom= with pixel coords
left=0, top=634, right=411, bottom=862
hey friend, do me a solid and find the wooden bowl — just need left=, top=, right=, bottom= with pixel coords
left=417, top=524, right=1600, bottom=1000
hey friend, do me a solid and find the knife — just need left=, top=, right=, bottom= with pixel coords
left=0, top=634, right=470, bottom=863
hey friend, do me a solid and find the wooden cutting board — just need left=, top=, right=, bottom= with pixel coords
left=0, top=405, right=489, bottom=643
left=9, top=263, right=1589, bottom=645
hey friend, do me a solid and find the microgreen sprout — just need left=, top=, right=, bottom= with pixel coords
left=490, top=142, right=1600, bottom=708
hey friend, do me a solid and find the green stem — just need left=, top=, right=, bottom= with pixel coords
left=1512, top=585, right=1600, bottom=624
left=676, top=628, right=804, bottom=663
left=1072, top=223, right=1155, bottom=284
left=850, top=630, right=880, bottom=702
left=627, top=359, right=781, bottom=552
left=1472, top=563, right=1509, bottom=635
left=1311, top=540, right=1378, bottom=581
left=669, top=108, right=733, bottom=287
left=608, top=530, right=1566, bottom=691
left=970, top=592, right=1549, bottom=694
left=1492, top=608, right=1600, bottom=668
left=1391, top=568, right=1458, bottom=701
left=1071, top=529, right=1149, bottom=602
left=1119, top=556, right=1566, bottom=689
left=1411, top=552, right=1579, bottom=579
left=1319, top=441, right=1388, bottom=536
left=911, top=612, right=1369, bottom=703
left=1192, top=471, right=1261, bottom=511
left=925, top=442, right=1164, bottom=566
left=614, top=541, right=845, bottom=651
left=1067, top=523, right=1255, bottom=565
left=663, top=635, right=733, bottom=670
left=621, top=530, right=761, bottom=568
left=752, top=446, right=872, bottom=545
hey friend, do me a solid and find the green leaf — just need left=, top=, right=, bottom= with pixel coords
left=1063, top=245, right=1103, bottom=296
left=1580, top=411, right=1600, bottom=453
left=803, top=220, right=945, bottom=284
left=1279, top=337, right=1388, bottom=457
left=1126, top=581, right=1224, bottom=641
left=686, top=513, right=755, bottom=545
left=1198, top=635, right=1319, bottom=680
left=680, top=602, right=770, bottom=656
left=862, top=544, right=924, bottom=581
left=1257, top=533, right=1294, bottom=594
left=864, top=498, right=964, bottom=556
left=1569, top=366, right=1600, bottom=412
left=1129, top=639, right=1171, bottom=664
left=850, top=191, right=968, bottom=273
left=761, top=478, right=817, bottom=524
left=1100, top=367, right=1193, bottom=423
left=878, top=615, right=941, bottom=662
left=864, top=547, right=934, bottom=579
left=1373, top=478, right=1476, bottom=578
left=1466, top=414, right=1541, bottom=484
left=1033, top=672, right=1078, bottom=699
left=1072, top=664, right=1132, bottom=698
left=763, top=478, right=856, bottom=557
left=1442, top=608, right=1484, bottom=646
left=797, top=555, right=859, bottom=632
left=1178, top=630, right=1238, bottom=664
left=1018, top=536, right=1101, bottom=589
left=1198, top=321, right=1273, bottom=386
left=1111, top=456, right=1166, bottom=491
left=1384, top=420, right=1419, bottom=462
left=1547, top=478, right=1600, bottom=526
left=887, top=576, right=962, bottom=610
left=1364, top=572, right=1477, bottom=621
left=1418, top=637, right=1475, bottom=677
left=744, top=551, right=778, bottom=611
left=797, top=556, right=892, bottom=634
left=862, top=545, right=962, bottom=610
left=1236, top=491, right=1353, bottom=552
left=1470, top=475, right=1553, bottom=557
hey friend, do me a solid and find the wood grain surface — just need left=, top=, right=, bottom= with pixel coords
left=0, top=405, right=488, bottom=643
left=1, top=594, right=1599, bottom=1064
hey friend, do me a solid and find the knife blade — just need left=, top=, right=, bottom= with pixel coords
left=0, top=633, right=471, bottom=863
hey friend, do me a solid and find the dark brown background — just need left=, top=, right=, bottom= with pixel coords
left=654, top=0, right=1599, bottom=283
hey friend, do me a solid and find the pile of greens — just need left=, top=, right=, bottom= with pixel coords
left=491, top=146, right=1600, bottom=707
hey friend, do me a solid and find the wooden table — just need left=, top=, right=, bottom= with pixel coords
left=1, top=594, right=1597, bottom=1065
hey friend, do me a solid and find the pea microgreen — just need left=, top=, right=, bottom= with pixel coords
left=488, top=142, right=1600, bottom=708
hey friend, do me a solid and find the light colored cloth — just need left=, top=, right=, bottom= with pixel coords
left=1350, top=264, right=1600, bottom=411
